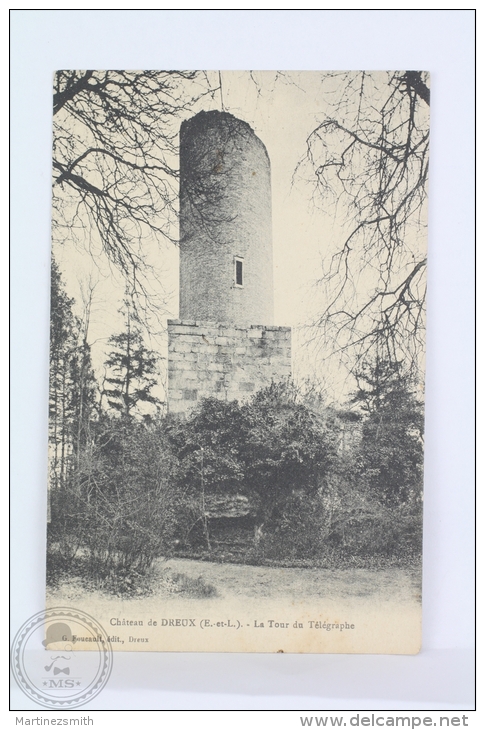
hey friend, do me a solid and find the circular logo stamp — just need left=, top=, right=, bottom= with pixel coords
left=11, top=607, right=113, bottom=708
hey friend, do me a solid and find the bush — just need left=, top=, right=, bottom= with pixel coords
left=162, top=570, right=217, bottom=598
left=172, top=382, right=338, bottom=532
left=321, top=485, right=422, bottom=558
left=258, top=490, right=327, bottom=561
left=47, top=415, right=182, bottom=593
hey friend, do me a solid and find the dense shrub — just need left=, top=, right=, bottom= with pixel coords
left=171, top=382, right=338, bottom=531
left=47, top=416, right=181, bottom=593
left=48, top=373, right=424, bottom=589
left=258, top=490, right=327, bottom=561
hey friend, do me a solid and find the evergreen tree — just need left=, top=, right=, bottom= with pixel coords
left=352, top=357, right=424, bottom=507
left=49, top=257, right=98, bottom=490
left=49, top=258, right=78, bottom=488
left=103, top=300, right=161, bottom=419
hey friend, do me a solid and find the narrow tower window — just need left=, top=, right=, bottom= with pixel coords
left=235, top=257, right=244, bottom=287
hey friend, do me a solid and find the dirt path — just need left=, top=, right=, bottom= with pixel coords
left=48, top=557, right=421, bottom=610
left=160, top=558, right=421, bottom=604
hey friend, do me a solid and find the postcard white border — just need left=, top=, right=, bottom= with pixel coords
left=11, top=9, right=475, bottom=710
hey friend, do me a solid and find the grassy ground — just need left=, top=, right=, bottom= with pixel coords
left=47, top=556, right=421, bottom=606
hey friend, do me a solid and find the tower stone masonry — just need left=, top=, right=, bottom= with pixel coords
left=168, top=110, right=291, bottom=416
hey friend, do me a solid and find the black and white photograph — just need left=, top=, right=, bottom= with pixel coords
left=44, top=69, right=429, bottom=654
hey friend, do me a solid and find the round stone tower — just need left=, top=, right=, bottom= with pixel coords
left=179, top=110, right=274, bottom=325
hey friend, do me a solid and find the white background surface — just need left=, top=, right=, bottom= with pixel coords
left=10, top=9, right=475, bottom=711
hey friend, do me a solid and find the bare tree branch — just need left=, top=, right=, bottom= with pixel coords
left=301, top=71, right=430, bottom=374
left=52, top=70, right=220, bottom=293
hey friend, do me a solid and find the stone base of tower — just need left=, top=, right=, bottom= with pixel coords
left=167, top=319, right=291, bottom=417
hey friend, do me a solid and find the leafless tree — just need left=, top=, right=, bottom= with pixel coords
left=52, top=70, right=218, bottom=298
left=302, top=71, right=430, bottom=374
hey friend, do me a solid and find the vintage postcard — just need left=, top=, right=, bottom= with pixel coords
left=46, top=71, right=429, bottom=653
